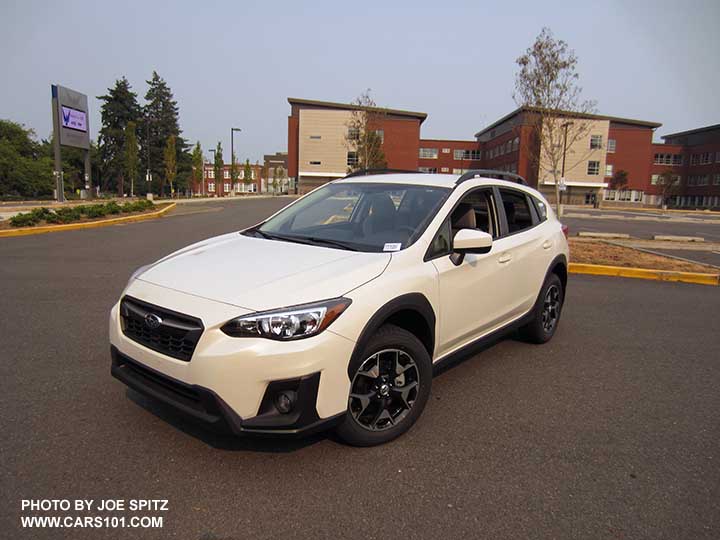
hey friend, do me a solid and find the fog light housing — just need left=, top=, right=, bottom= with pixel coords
left=275, top=391, right=296, bottom=414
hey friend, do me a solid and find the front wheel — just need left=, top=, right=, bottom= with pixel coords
left=519, top=273, right=564, bottom=344
left=335, top=325, right=432, bottom=446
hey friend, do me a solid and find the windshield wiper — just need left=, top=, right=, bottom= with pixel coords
left=301, top=237, right=358, bottom=251
left=248, top=229, right=358, bottom=251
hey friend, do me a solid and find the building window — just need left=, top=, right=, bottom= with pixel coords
left=716, top=152, right=720, bottom=163
left=418, top=167, right=437, bottom=173
left=590, top=135, right=603, bottom=149
left=714, top=174, right=720, bottom=186
left=208, top=182, right=215, bottom=192
left=452, top=168, right=468, bottom=174
left=224, top=183, right=230, bottom=192
left=373, top=129, right=384, bottom=144
left=587, top=161, right=600, bottom=175
left=309, top=160, right=321, bottom=165
left=441, top=167, right=449, bottom=172
left=453, top=149, right=464, bottom=160
left=223, top=170, right=230, bottom=179
left=607, top=139, right=616, bottom=153
left=208, top=170, right=215, bottom=179
left=442, top=148, right=451, bottom=153
left=512, top=137, right=519, bottom=151
left=605, top=164, right=613, bottom=177
left=347, top=127, right=359, bottom=141
left=419, top=148, right=438, bottom=159
left=347, top=151, right=358, bottom=167
left=701, top=152, right=712, bottom=165
left=453, top=149, right=481, bottom=160
left=309, top=135, right=321, bottom=140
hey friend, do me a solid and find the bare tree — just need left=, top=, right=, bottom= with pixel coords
left=655, top=171, right=680, bottom=210
left=610, top=169, right=629, bottom=190
left=345, top=89, right=388, bottom=172
left=514, top=28, right=596, bottom=214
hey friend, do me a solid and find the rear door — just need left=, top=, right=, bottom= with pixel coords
left=492, top=188, right=546, bottom=316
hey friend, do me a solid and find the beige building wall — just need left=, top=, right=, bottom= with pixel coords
left=539, top=118, right=610, bottom=187
left=298, top=109, right=353, bottom=179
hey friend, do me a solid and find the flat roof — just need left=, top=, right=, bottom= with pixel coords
left=288, top=97, right=427, bottom=122
left=474, top=106, right=661, bottom=137
left=661, top=124, right=720, bottom=140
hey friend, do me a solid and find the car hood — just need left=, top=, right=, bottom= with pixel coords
left=137, top=232, right=391, bottom=311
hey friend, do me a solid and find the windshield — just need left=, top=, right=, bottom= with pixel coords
left=248, top=182, right=450, bottom=253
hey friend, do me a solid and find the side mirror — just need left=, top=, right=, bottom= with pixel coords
left=450, top=229, right=492, bottom=265
left=453, top=228, right=493, bottom=254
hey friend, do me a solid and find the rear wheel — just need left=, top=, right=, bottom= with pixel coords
left=520, top=273, right=564, bottom=344
left=336, top=325, right=432, bottom=446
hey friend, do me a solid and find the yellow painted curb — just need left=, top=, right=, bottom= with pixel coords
left=0, top=203, right=176, bottom=238
left=569, top=262, right=719, bottom=286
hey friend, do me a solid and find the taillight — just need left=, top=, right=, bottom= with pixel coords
left=561, top=224, right=569, bottom=238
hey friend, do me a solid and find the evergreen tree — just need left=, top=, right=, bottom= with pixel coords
left=191, top=142, right=204, bottom=194
left=97, top=77, right=140, bottom=194
left=140, top=71, right=181, bottom=195
left=243, top=159, right=252, bottom=191
left=213, top=142, right=224, bottom=193
left=164, top=135, right=177, bottom=197
left=124, top=121, right=139, bottom=197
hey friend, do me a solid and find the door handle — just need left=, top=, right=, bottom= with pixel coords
left=498, top=253, right=512, bottom=264
left=542, top=240, right=553, bottom=250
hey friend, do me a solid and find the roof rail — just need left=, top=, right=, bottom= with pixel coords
left=455, top=169, right=528, bottom=186
left=342, top=168, right=420, bottom=179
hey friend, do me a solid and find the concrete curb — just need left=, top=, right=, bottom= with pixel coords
left=0, top=203, right=176, bottom=238
left=653, top=235, right=704, bottom=242
left=569, top=262, right=719, bottom=286
left=577, top=232, right=631, bottom=239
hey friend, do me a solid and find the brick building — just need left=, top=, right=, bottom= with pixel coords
left=192, top=162, right=263, bottom=196
left=287, top=97, right=426, bottom=194
left=286, top=97, right=718, bottom=208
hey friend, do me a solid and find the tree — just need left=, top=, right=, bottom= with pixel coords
left=0, top=120, right=54, bottom=198
left=243, top=159, right=253, bottom=192
left=610, top=169, right=628, bottom=190
left=124, top=121, right=139, bottom=197
left=140, top=71, right=181, bottom=195
left=655, top=171, right=680, bottom=209
left=213, top=142, right=224, bottom=194
left=164, top=135, right=177, bottom=197
left=275, top=165, right=285, bottom=191
left=514, top=28, right=596, bottom=214
left=230, top=151, right=239, bottom=192
left=191, top=142, right=203, bottom=195
left=97, top=77, right=140, bottom=194
left=345, top=89, right=387, bottom=172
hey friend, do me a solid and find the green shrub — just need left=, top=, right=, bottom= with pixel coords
left=85, top=204, right=108, bottom=219
left=54, top=207, right=81, bottom=223
left=105, top=201, right=121, bottom=215
left=9, top=212, right=40, bottom=227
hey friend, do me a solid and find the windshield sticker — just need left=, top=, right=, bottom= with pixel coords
left=383, top=243, right=402, bottom=252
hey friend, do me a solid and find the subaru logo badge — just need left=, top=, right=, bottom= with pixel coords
left=144, top=313, right=162, bottom=329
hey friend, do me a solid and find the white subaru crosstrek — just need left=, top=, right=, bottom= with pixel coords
left=110, top=170, right=569, bottom=446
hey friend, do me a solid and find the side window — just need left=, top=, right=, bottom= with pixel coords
left=532, top=197, right=548, bottom=222
left=499, top=189, right=535, bottom=234
left=450, top=189, right=498, bottom=238
left=426, top=218, right=452, bottom=260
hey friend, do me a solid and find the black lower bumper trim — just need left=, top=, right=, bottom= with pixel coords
left=110, top=346, right=343, bottom=437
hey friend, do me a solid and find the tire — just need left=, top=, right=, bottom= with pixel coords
left=519, top=273, right=564, bottom=344
left=335, top=324, right=432, bottom=446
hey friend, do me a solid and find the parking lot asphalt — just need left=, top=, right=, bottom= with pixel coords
left=561, top=208, right=720, bottom=241
left=2, top=197, right=719, bottom=540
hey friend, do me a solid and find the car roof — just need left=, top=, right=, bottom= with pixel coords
left=334, top=173, right=538, bottom=193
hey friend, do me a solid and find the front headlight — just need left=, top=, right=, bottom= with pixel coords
left=220, top=298, right=352, bottom=340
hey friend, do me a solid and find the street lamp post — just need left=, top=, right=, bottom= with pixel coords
left=231, top=127, right=241, bottom=193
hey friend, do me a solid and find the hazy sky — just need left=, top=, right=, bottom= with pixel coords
left=1, top=0, right=718, bottom=162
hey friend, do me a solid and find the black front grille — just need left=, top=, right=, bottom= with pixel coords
left=120, top=296, right=203, bottom=361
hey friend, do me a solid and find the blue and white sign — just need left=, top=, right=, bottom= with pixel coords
left=60, top=106, right=87, bottom=133
left=52, top=84, right=90, bottom=149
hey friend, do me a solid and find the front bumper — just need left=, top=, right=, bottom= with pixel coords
left=109, top=280, right=356, bottom=435
left=111, top=347, right=342, bottom=435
